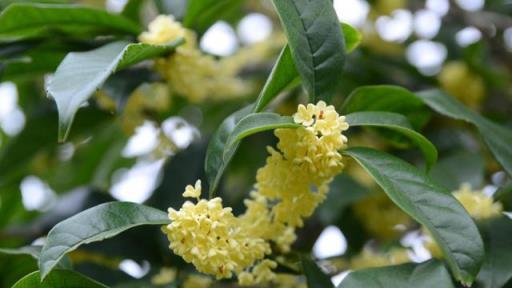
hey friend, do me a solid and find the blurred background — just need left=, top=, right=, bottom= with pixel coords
left=0, top=0, right=511, bottom=287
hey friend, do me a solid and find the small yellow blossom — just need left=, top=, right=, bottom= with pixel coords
left=182, top=274, right=213, bottom=288
left=182, top=180, right=202, bottom=199
left=164, top=197, right=270, bottom=279
left=139, top=15, right=252, bottom=103
left=138, top=15, right=186, bottom=45
left=454, top=184, right=503, bottom=220
left=239, top=259, right=278, bottom=286
left=151, top=267, right=176, bottom=285
left=350, top=247, right=411, bottom=269
left=438, top=61, right=485, bottom=110
left=164, top=102, right=349, bottom=285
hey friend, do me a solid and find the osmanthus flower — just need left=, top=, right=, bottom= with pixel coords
left=453, top=183, right=503, bottom=220
left=350, top=247, right=411, bottom=269
left=163, top=181, right=270, bottom=279
left=164, top=102, right=350, bottom=285
left=139, top=16, right=251, bottom=103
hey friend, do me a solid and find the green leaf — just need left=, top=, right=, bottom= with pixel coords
left=120, top=0, right=144, bottom=23
left=12, top=270, right=108, bottom=288
left=0, top=246, right=72, bottom=269
left=475, top=217, right=512, bottom=288
left=429, top=151, right=484, bottom=191
left=0, top=3, right=140, bottom=40
left=338, top=260, right=455, bottom=288
left=205, top=105, right=253, bottom=195
left=38, top=202, right=169, bottom=280
left=342, top=85, right=429, bottom=129
left=253, top=23, right=361, bottom=112
left=417, top=89, right=512, bottom=177
left=301, top=255, right=334, bottom=288
left=48, top=39, right=183, bottom=142
left=225, top=113, right=299, bottom=153
left=254, top=46, right=298, bottom=112
left=341, top=23, right=361, bottom=53
left=0, top=246, right=43, bottom=260
left=272, top=0, right=345, bottom=102
left=346, top=111, right=437, bottom=169
left=344, top=147, right=484, bottom=285
left=184, top=0, right=244, bottom=32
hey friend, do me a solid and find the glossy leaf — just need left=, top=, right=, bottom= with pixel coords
left=344, top=147, right=484, bottom=285
left=273, top=0, right=345, bottom=102
left=254, top=23, right=361, bottom=112
left=417, top=89, right=512, bottom=177
left=338, top=260, right=455, bottom=288
left=342, top=85, right=429, bottom=129
left=120, top=0, right=143, bottom=22
left=254, top=46, right=298, bottom=112
left=12, top=270, right=108, bottom=288
left=475, top=217, right=512, bottom=288
left=184, top=0, right=244, bottom=32
left=346, top=111, right=437, bottom=169
left=225, top=113, right=299, bottom=153
left=48, top=39, right=183, bottom=141
left=429, top=151, right=484, bottom=191
left=39, top=202, right=169, bottom=280
left=341, top=23, right=361, bottom=53
left=205, top=105, right=253, bottom=194
left=0, top=246, right=71, bottom=269
left=0, top=3, right=140, bottom=40
left=301, top=255, right=334, bottom=288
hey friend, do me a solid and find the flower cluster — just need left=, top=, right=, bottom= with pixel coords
left=163, top=102, right=349, bottom=285
left=139, top=16, right=259, bottom=102
left=350, top=247, right=411, bottom=269
left=453, top=184, right=503, bottom=220
left=240, top=101, right=348, bottom=253
left=164, top=181, right=270, bottom=279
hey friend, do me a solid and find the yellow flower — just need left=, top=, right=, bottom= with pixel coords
left=241, top=101, right=349, bottom=254
left=453, top=184, right=502, bottom=220
left=164, top=197, right=270, bottom=279
left=239, top=259, right=277, bottom=286
left=182, top=179, right=202, bottom=199
left=140, top=15, right=252, bottom=103
left=151, top=267, right=176, bottom=285
left=182, top=274, right=213, bottom=288
left=350, top=248, right=411, bottom=269
left=138, top=15, right=186, bottom=45
left=438, top=61, right=485, bottom=110
left=293, top=103, right=316, bottom=126
left=164, top=102, right=349, bottom=285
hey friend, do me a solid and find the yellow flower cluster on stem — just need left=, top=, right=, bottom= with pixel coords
left=163, top=102, right=350, bottom=285
left=139, top=15, right=255, bottom=102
